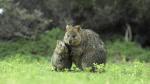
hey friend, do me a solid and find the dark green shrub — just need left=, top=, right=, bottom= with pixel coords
left=106, top=40, right=150, bottom=62
left=1, top=0, right=150, bottom=46
left=0, top=28, right=65, bottom=60
left=0, top=0, right=51, bottom=39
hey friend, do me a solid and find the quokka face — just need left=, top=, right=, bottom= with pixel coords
left=64, top=25, right=82, bottom=46
left=55, top=40, right=68, bottom=54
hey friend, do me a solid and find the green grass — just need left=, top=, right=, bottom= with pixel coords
left=0, top=55, right=149, bottom=84
left=0, top=28, right=150, bottom=84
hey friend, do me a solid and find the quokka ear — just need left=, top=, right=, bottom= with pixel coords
left=66, top=24, right=72, bottom=31
left=57, top=40, right=61, bottom=44
left=75, top=25, right=81, bottom=32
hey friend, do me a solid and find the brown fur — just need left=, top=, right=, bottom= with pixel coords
left=51, top=40, right=72, bottom=71
left=64, top=25, right=107, bottom=71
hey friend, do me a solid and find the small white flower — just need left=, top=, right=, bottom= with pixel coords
left=0, top=8, right=4, bottom=15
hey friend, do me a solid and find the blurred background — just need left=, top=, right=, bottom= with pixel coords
left=0, top=0, right=150, bottom=63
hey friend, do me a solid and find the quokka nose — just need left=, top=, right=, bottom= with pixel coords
left=69, top=40, right=72, bottom=44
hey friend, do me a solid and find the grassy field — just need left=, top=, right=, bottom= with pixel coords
left=0, top=28, right=149, bottom=84
left=0, top=56, right=149, bottom=84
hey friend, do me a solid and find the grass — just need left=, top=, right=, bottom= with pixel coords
left=0, top=55, right=149, bottom=84
left=0, top=28, right=150, bottom=84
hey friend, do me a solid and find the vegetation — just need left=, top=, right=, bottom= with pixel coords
left=0, top=28, right=64, bottom=60
left=107, top=40, right=150, bottom=62
left=0, top=0, right=51, bottom=39
left=0, top=28, right=149, bottom=62
left=0, top=28, right=149, bottom=83
left=0, top=0, right=150, bottom=47
left=0, top=0, right=150, bottom=83
left=0, top=56, right=149, bottom=84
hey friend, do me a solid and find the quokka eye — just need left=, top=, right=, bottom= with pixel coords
left=60, top=58, right=65, bottom=62
left=59, top=43, right=62, bottom=47
left=60, top=59, right=63, bottom=62
left=67, top=34, right=70, bottom=37
left=72, top=35, right=76, bottom=38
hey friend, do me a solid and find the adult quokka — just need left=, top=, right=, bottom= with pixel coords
left=64, top=25, right=107, bottom=71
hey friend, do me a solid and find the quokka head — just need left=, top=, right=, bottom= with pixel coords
left=55, top=40, right=68, bottom=54
left=64, top=25, right=82, bottom=46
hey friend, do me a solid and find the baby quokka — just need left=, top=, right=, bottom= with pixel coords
left=51, top=40, right=72, bottom=71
